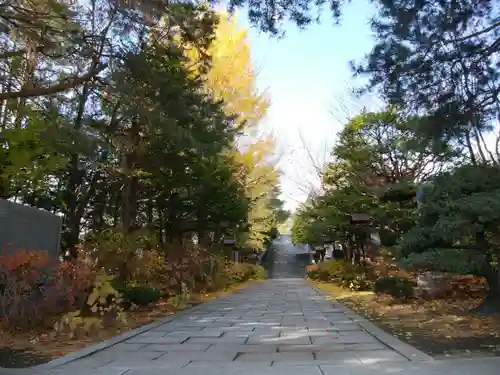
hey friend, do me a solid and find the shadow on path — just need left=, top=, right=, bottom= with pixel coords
left=31, top=278, right=500, bottom=375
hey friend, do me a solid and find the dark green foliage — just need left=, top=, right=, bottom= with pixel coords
left=373, top=276, right=416, bottom=300
left=397, top=164, right=500, bottom=257
left=111, top=280, right=161, bottom=307
left=378, top=183, right=417, bottom=203
left=307, top=260, right=361, bottom=281
left=121, top=286, right=162, bottom=307
left=291, top=110, right=442, bottom=256
left=228, top=0, right=345, bottom=35
left=398, top=249, right=486, bottom=275
left=395, top=164, right=500, bottom=304
left=355, top=0, right=500, bottom=146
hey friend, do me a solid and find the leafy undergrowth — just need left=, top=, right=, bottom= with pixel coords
left=0, top=281, right=260, bottom=368
left=312, top=281, right=500, bottom=358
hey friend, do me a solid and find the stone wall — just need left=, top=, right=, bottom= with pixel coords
left=0, top=199, right=62, bottom=259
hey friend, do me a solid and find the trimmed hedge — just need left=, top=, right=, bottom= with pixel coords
left=373, top=276, right=416, bottom=300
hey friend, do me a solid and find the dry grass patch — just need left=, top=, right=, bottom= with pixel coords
left=311, top=280, right=500, bottom=358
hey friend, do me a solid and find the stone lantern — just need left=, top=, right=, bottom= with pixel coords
left=348, top=213, right=378, bottom=263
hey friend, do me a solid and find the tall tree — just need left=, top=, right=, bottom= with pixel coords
left=354, top=0, right=500, bottom=163
left=292, top=109, right=450, bottom=253
left=183, top=12, right=282, bottom=251
left=235, top=138, right=282, bottom=251
left=0, top=1, right=252, bottom=255
left=184, top=12, right=269, bottom=131
left=397, top=164, right=500, bottom=311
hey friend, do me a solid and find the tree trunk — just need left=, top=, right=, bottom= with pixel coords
left=465, top=132, right=477, bottom=165
left=121, top=119, right=141, bottom=232
left=475, top=263, right=500, bottom=314
left=346, top=238, right=353, bottom=263
left=147, top=198, right=154, bottom=226
left=474, top=237, right=500, bottom=313
left=486, top=248, right=500, bottom=301
left=360, top=240, right=367, bottom=264
left=62, top=224, right=80, bottom=258
left=91, top=187, right=107, bottom=231
left=112, top=190, right=121, bottom=227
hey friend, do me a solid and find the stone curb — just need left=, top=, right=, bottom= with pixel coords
left=308, top=282, right=435, bottom=362
left=35, top=301, right=218, bottom=372
left=5, top=293, right=231, bottom=374
left=338, top=303, right=434, bottom=362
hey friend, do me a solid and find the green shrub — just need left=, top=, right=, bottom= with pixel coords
left=250, top=264, right=267, bottom=280
left=398, top=249, right=486, bottom=274
left=167, top=282, right=190, bottom=309
left=306, top=260, right=373, bottom=292
left=224, top=262, right=250, bottom=285
left=111, top=279, right=161, bottom=307
left=54, top=272, right=127, bottom=339
left=121, top=285, right=161, bottom=306
left=306, top=260, right=362, bottom=282
left=340, top=273, right=372, bottom=291
left=373, top=276, right=416, bottom=300
left=222, top=262, right=267, bottom=287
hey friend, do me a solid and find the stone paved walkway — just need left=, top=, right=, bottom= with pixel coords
left=24, top=234, right=500, bottom=375
left=31, top=278, right=499, bottom=375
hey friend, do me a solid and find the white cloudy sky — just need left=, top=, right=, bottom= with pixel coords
left=234, top=3, right=380, bottom=211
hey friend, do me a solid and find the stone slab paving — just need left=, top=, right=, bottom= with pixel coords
left=0, top=238, right=490, bottom=375
left=26, top=278, right=500, bottom=375
left=30, top=278, right=442, bottom=375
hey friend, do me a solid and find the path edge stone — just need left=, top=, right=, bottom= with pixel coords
left=26, top=294, right=232, bottom=373
left=309, top=282, right=435, bottom=363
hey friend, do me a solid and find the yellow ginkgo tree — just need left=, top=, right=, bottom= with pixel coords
left=182, top=11, right=285, bottom=252
left=183, top=12, right=269, bottom=131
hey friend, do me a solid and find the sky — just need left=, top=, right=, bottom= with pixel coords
left=233, top=2, right=381, bottom=212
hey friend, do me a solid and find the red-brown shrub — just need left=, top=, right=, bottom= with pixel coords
left=56, top=259, right=95, bottom=306
left=162, top=243, right=224, bottom=295
left=0, top=249, right=50, bottom=330
left=0, top=249, right=96, bottom=331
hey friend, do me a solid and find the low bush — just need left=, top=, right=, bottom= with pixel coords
left=305, top=261, right=335, bottom=281
left=250, top=264, right=268, bottom=280
left=398, top=249, right=486, bottom=275
left=84, top=231, right=267, bottom=296
left=222, top=262, right=267, bottom=286
left=117, top=283, right=162, bottom=307
left=373, top=276, right=416, bottom=300
left=0, top=249, right=95, bottom=331
left=306, top=260, right=361, bottom=281
left=306, top=260, right=373, bottom=292
left=0, top=250, right=50, bottom=330
left=161, top=243, right=226, bottom=295
left=54, top=271, right=126, bottom=338
left=133, top=249, right=169, bottom=288
left=0, top=241, right=266, bottom=334
left=340, top=273, right=372, bottom=291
